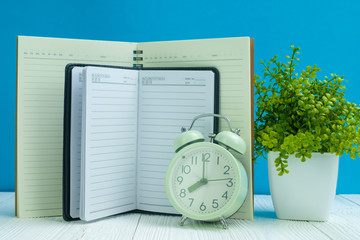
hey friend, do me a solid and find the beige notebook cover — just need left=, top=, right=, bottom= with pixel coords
left=16, top=36, right=254, bottom=219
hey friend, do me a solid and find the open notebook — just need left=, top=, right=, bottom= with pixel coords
left=16, top=36, right=254, bottom=219
left=63, top=65, right=219, bottom=221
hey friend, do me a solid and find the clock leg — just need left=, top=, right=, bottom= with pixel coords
left=179, top=215, right=188, bottom=226
left=220, top=216, right=228, bottom=229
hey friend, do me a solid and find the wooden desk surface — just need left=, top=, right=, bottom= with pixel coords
left=0, top=192, right=359, bottom=240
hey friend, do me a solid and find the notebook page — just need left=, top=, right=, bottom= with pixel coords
left=138, top=38, right=254, bottom=219
left=137, top=70, right=215, bottom=213
left=16, top=36, right=135, bottom=217
left=69, top=67, right=84, bottom=218
left=80, top=67, right=138, bottom=221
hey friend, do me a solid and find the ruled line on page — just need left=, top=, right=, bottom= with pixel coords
left=81, top=66, right=138, bottom=220
left=136, top=69, right=215, bottom=212
left=17, top=36, right=135, bottom=218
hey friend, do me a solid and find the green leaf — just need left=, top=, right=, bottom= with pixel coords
left=351, top=146, right=357, bottom=153
left=262, top=133, right=270, bottom=140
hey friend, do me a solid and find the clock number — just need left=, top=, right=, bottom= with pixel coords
left=222, top=191, right=228, bottom=200
left=202, top=153, right=211, bottom=162
left=226, top=178, right=233, bottom=187
left=188, top=198, right=194, bottom=207
left=191, top=156, right=198, bottom=165
left=200, top=202, right=206, bottom=211
left=180, top=189, right=186, bottom=198
left=212, top=199, right=219, bottom=208
left=223, top=165, right=230, bottom=175
left=177, top=176, right=183, bottom=185
left=182, top=165, right=191, bottom=174
left=217, top=156, right=220, bottom=165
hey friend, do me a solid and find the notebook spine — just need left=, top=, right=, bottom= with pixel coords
left=133, top=50, right=143, bottom=68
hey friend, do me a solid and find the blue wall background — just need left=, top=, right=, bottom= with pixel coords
left=1, top=0, right=359, bottom=193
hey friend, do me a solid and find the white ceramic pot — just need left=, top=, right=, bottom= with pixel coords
left=268, top=151, right=339, bottom=221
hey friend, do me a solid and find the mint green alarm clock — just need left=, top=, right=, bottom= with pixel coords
left=165, top=114, right=248, bottom=228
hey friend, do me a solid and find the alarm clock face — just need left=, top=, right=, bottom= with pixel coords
left=166, top=142, right=248, bottom=221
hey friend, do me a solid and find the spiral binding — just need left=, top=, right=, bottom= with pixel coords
left=133, top=50, right=143, bottom=68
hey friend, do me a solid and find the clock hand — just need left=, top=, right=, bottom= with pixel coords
left=207, top=178, right=232, bottom=182
left=188, top=178, right=208, bottom=193
left=201, top=153, right=210, bottom=180
left=202, top=155, right=205, bottom=180
left=189, top=153, right=211, bottom=193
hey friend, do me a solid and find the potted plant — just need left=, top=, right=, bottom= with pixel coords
left=254, top=46, right=360, bottom=221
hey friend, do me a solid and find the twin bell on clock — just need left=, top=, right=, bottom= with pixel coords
left=165, top=113, right=248, bottom=229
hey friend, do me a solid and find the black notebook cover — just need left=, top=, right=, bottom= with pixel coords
left=62, top=64, right=219, bottom=221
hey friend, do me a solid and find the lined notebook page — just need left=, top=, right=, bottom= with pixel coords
left=138, top=38, right=254, bottom=219
left=16, top=36, right=135, bottom=217
left=69, top=67, right=84, bottom=218
left=137, top=70, right=215, bottom=213
left=80, top=67, right=138, bottom=221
